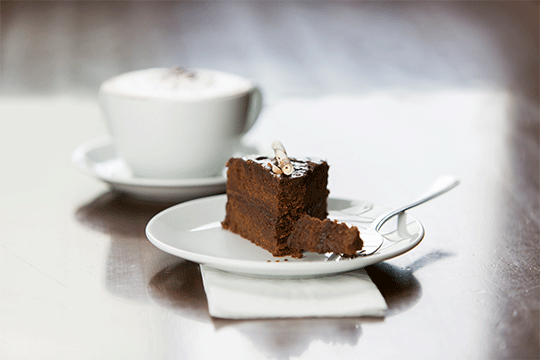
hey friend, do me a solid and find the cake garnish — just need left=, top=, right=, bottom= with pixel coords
left=269, top=162, right=283, bottom=174
left=272, top=140, right=293, bottom=175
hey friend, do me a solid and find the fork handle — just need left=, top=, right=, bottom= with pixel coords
left=373, top=175, right=460, bottom=231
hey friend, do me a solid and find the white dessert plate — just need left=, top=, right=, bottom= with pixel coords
left=145, top=194, right=425, bottom=278
left=72, top=137, right=255, bottom=202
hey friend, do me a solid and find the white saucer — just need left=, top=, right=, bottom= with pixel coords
left=72, top=137, right=249, bottom=202
left=146, top=195, right=425, bottom=278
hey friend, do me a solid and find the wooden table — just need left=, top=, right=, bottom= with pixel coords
left=1, top=2, right=538, bottom=359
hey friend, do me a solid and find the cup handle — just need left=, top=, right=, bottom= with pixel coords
left=243, top=86, right=263, bottom=134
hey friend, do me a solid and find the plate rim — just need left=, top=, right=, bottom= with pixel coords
left=145, top=194, right=425, bottom=277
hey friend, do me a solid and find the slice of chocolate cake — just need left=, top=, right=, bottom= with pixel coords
left=287, top=215, right=363, bottom=256
left=221, top=155, right=329, bottom=257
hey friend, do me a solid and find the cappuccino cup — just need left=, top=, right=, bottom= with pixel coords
left=99, top=67, right=263, bottom=179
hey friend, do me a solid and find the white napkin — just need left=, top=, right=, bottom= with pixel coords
left=200, top=265, right=387, bottom=319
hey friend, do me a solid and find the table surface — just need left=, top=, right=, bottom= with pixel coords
left=1, top=2, right=538, bottom=359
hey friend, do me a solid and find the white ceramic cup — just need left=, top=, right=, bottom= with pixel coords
left=99, top=67, right=263, bottom=179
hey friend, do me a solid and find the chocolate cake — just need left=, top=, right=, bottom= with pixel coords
left=287, top=215, right=363, bottom=256
left=221, top=155, right=329, bottom=257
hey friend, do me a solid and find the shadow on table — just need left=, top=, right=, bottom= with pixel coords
left=147, top=251, right=452, bottom=359
left=75, top=191, right=181, bottom=302
left=367, top=250, right=453, bottom=317
left=75, top=190, right=178, bottom=238
left=147, top=260, right=212, bottom=320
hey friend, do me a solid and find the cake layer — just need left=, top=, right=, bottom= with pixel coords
left=221, top=156, right=329, bottom=257
left=287, top=215, right=363, bottom=256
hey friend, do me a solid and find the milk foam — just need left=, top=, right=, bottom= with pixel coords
left=101, top=67, right=253, bottom=100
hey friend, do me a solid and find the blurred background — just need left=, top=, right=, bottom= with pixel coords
left=1, top=1, right=537, bottom=102
left=1, top=1, right=537, bottom=204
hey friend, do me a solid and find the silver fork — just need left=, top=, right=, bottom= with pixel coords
left=326, top=175, right=460, bottom=261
